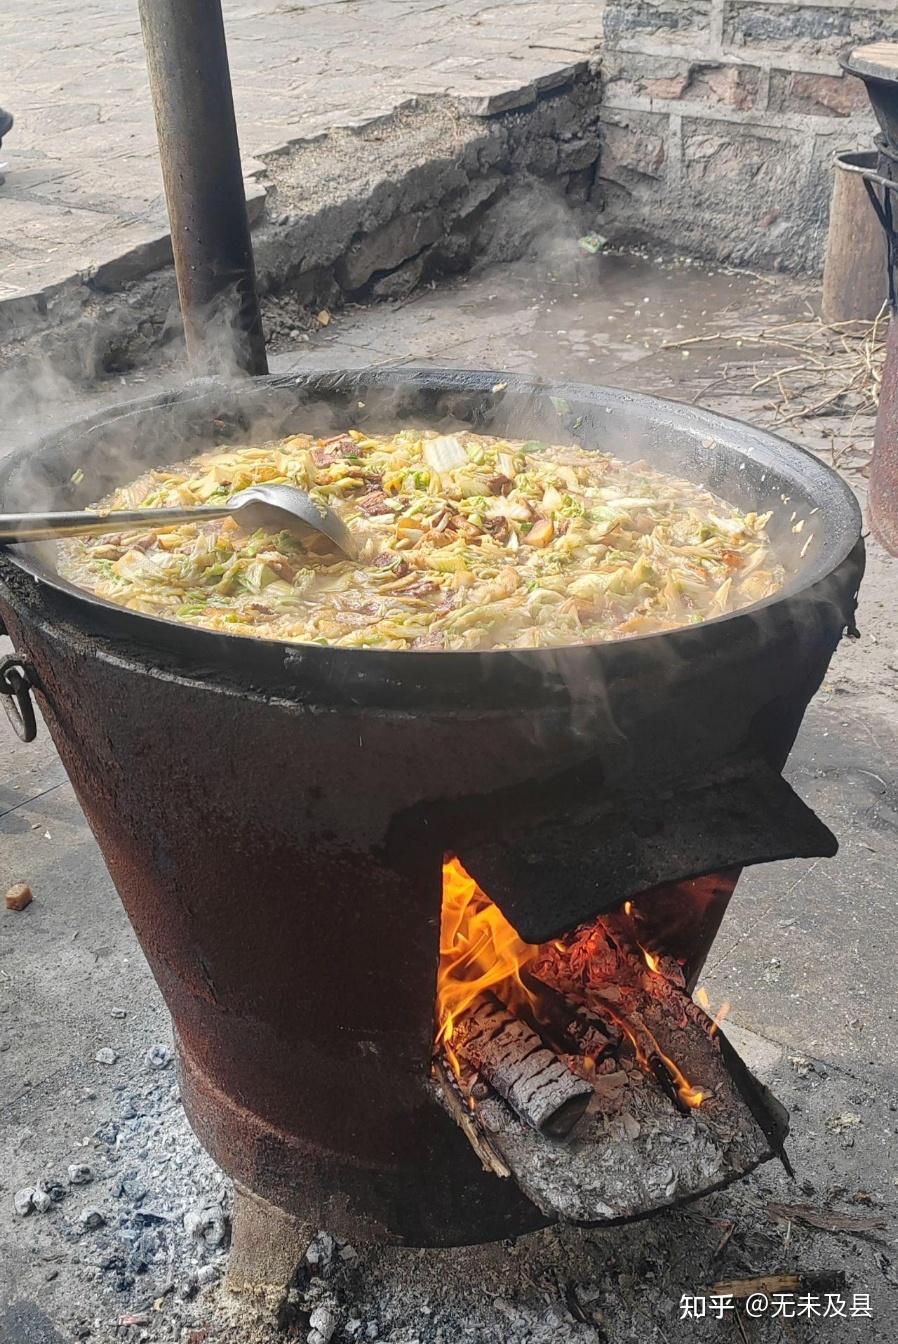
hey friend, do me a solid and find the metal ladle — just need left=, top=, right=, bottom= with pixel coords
left=0, top=484, right=356, bottom=558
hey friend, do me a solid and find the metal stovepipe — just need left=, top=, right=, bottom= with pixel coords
left=137, top=0, right=268, bottom=376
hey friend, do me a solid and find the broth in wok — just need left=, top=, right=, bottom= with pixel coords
left=58, top=428, right=784, bottom=650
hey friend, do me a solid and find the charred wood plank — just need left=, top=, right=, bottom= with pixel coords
left=647, top=1052, right=691, bottom=1115
left=461, top=988, right=782, bottom=1222
left=454, top=994, right=592, bottom=1139
left=521, top=970, right=619, bottom=1061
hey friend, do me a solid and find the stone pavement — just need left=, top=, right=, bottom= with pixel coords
left=0, top=0, right=600, bottom=307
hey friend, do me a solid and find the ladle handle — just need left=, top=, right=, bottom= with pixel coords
left=0, top=506, right=232, bottom=543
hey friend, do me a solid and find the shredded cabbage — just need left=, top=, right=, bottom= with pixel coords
left=58, top=428, right=785, bottom=651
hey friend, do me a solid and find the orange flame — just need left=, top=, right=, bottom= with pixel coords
left=695, top=985, right=732, bottom=1037
left=597, top=999, right=705, bottom=1108
left=651, top=1040, right=706, bottom=1108
left=710, top=1001, right=731, bottom=1037
left=436, top=858, right=706, bottom=1109
left=435, top=857, right=539, bottom=1058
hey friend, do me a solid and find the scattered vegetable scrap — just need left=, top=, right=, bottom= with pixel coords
left=578, top=232, right=607, bottom=255
left=827, top=1112, right=862, bottom=1133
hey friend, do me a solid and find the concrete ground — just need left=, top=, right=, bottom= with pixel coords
left=0, top=0, right=599, bottom=307
left=2, top=250, right=898, bottom=1342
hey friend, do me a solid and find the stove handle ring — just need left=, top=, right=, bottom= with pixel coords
left=0, top=653, right=37, bottom=743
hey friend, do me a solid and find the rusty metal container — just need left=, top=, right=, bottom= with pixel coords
left=0, top=370, right=864, bottom=1245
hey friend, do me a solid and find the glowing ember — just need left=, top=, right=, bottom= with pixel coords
left=436, top=859, right=709, bottom=1112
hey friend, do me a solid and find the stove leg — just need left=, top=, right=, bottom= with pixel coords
left=226, top=1184, right=314, bottom=1299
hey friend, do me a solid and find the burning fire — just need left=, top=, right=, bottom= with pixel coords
left=435, top=857, right=539, bottom=1067
left=605, top=1005, right=706, bottom=1109
left=695, top=985, right=732, bottom=1037
left=436, top=857, right=708, bottom=1110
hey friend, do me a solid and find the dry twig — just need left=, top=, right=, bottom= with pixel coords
left=712, top=1274, right=802, bottom=1298
left=433, top=1058, right=511, bottom=1179
left=663, top=309, right=889, bottom=433
left=767, top=1202, right=888, bottom=1237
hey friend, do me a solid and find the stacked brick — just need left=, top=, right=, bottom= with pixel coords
left=598, top=0, right=898, bottom=271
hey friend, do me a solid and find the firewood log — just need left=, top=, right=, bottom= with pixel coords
left=521, top=970, right=619, bottom=1058
left=453, top=994, right=593, bottom=1138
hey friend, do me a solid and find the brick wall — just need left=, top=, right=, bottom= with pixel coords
left=598, top=0, right=898, bottom=271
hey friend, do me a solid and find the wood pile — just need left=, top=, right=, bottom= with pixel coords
left=433, top=913, right=789, bottom=1223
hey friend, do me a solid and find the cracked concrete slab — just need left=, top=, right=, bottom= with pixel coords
left=0, top=0, right=602, bottom=319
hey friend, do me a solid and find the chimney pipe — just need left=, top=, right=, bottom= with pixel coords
left=138, top=0, right=268, bottom=376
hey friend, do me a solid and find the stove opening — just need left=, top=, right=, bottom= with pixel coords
left=432, top=858, right=789, bottom=1223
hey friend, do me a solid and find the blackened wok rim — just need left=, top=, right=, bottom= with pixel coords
left=0, top=368, right=862, bottom=677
